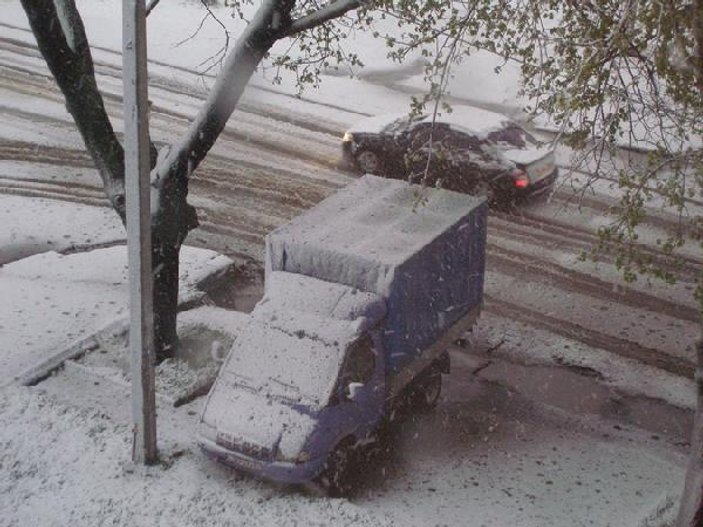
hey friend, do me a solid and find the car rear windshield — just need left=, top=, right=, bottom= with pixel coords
left=487, top=124, right=538, bottom=149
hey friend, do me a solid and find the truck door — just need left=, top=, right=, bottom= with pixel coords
left=339, top=331, right=385, bottom=438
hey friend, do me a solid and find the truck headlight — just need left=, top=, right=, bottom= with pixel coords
left=295, top=451, right=311, bottom=464
left=276, top=449, right=310, bottom=464
left=342, top=131, right=354, bottom=143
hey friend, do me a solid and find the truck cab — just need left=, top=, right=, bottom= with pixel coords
left=198, top=272, right=388, bottom=485
left=198, top=175, right=487, bottom=493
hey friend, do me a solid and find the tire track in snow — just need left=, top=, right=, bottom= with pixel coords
left=483, top=295, right=694, bottom=379
left=0, top=31, right=698, bottom=383
left=486, top=244, right=700, bottom=324
left=2, top=43, right=698, bottom=251
left=492, top=210, right=703, bottom=283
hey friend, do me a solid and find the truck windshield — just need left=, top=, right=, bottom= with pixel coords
left=342, top=335, right=376, bottom=384
left=224, top=320, right=351, bottom=409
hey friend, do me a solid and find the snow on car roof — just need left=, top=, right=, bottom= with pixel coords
left=347, top=111, right=413, bottom=134
left=347, top=105, right=512, bottom=138
left=419, top=105, right=511, bottom=138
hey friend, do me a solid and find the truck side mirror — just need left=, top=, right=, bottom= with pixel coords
left=345, top=382, right=364, bottom=402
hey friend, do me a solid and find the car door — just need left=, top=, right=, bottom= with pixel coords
left=333, top=331, right=385, bottom=438
left=399, top=122, right=451, bottom=184
left=439, top=129, right=491, bottom=192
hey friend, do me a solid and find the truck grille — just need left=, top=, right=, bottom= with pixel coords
left=216, top=431, right=273, bottom=461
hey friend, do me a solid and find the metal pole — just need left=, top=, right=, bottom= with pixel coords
left=123, top=0, right=157, bottom=464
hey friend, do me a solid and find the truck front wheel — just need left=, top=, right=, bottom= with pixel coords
left=412, top=366, right=442, bottom=411
left=314, top=437, right=357, bottom=497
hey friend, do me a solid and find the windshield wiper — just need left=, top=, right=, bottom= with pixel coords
left=269, top=377, right=300, bottom=393
left=224, top=371, right=257, bottom=390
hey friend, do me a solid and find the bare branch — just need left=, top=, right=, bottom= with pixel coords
left=159, top=0, right=280, bottom=182
left=20, top=0, right=126, bottom=216
left=283, top=0, right=363, bottom=38
left=146, top=0, right=161, bottom=17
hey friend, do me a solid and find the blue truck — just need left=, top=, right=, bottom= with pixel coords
left=197, top=175, right=487, bottom=493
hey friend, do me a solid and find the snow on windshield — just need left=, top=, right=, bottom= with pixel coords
left=220, top=310, right=359, bottom=408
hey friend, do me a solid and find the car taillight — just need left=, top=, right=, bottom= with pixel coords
left=512, top=169, right=529, bottom=189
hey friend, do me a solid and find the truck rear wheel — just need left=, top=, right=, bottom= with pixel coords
left=355, top=149, right=382, bottom=175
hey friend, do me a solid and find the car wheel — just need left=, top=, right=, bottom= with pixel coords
left=472, top=179, right=496, bottom=203
left=355, top=149, right=382, bottom=175
left=315, top=438, right=357, bottom=497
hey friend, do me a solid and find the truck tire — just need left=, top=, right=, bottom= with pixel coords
left=412, top=366, right=442, bottom=411
left=472, top=179, right=497, bottom=204
left=314, top=437, right=357, bottom=497
left=355, top=149, right=382, bottom=175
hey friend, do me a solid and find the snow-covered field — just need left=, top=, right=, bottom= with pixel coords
left=0, top=1, right=696, bottom=526
left=0, top=232, right=686, bottom=526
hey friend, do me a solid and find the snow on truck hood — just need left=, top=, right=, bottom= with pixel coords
left=262, top=271, right=387, bottom=328
left=201, top=377, right=316, bottom=461
left=205, top=272, right=385, bottom=416
left=201, top=273, right=384, bottom=457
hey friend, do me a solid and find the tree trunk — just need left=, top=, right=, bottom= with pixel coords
left=149, top=171, right=198, bottom=361
left=152, top=235, right=181, bottom=362
left=677, top=336, right=703, bottom=526
left=675, top=1, right=703, bottom=524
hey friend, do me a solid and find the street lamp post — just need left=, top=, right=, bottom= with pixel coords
left=123, top=0, right=158, bottom=465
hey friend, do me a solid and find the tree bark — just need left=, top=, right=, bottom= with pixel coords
left=677, top=337, right=703, bottom=526
left=675, top=0, right=703, bottom=523
left=21, top=0, right=364, bottom=361
left=150, top=165, right=198, bottom=360
left=151, top=236, right=180, bottom=362
left=20, top=0, right=127, bottom=214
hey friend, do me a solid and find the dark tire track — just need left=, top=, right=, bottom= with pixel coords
left=493, top=210, right=703, bottom=283
left=484, top=295, right=694, bottom=379
left=487, top=244, right=700, bottom=324
left=0, top=30, right=698, bottom=383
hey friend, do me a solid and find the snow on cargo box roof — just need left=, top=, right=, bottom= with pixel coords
left=265, top=174, right=487, bottom=377
left=265, top=174, right=485, bottom=297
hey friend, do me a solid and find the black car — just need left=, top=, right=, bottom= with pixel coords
left=341, top=106, right=557, bottom=204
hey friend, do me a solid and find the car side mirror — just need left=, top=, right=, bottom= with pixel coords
left=344, top=382, right=364, bottom=403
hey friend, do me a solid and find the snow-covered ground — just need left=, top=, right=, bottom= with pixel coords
left=0, top=1, right=695, bottom=526
left=0, top=230, right=686, bottom=526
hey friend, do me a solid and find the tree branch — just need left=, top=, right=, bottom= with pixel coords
left=146, top=0, right=161, bottom=17
left=20, top=0, right=126, bottom=217
left=283, top=0, right=363, bottom=38
left=158, top=0, right=281, bottom=183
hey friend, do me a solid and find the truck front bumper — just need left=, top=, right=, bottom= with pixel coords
left=198, top=435, right=327, bottom=485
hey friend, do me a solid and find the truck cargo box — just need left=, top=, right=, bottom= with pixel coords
left=265, top=175, right=487, bottom=376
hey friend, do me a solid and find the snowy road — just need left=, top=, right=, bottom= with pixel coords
left=0, top=22, right=699, bottom=409
left=0, top=7, right=697, bottom=526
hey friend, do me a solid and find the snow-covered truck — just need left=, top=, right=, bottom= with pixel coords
left=197, top=174, right=487, bottom=491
